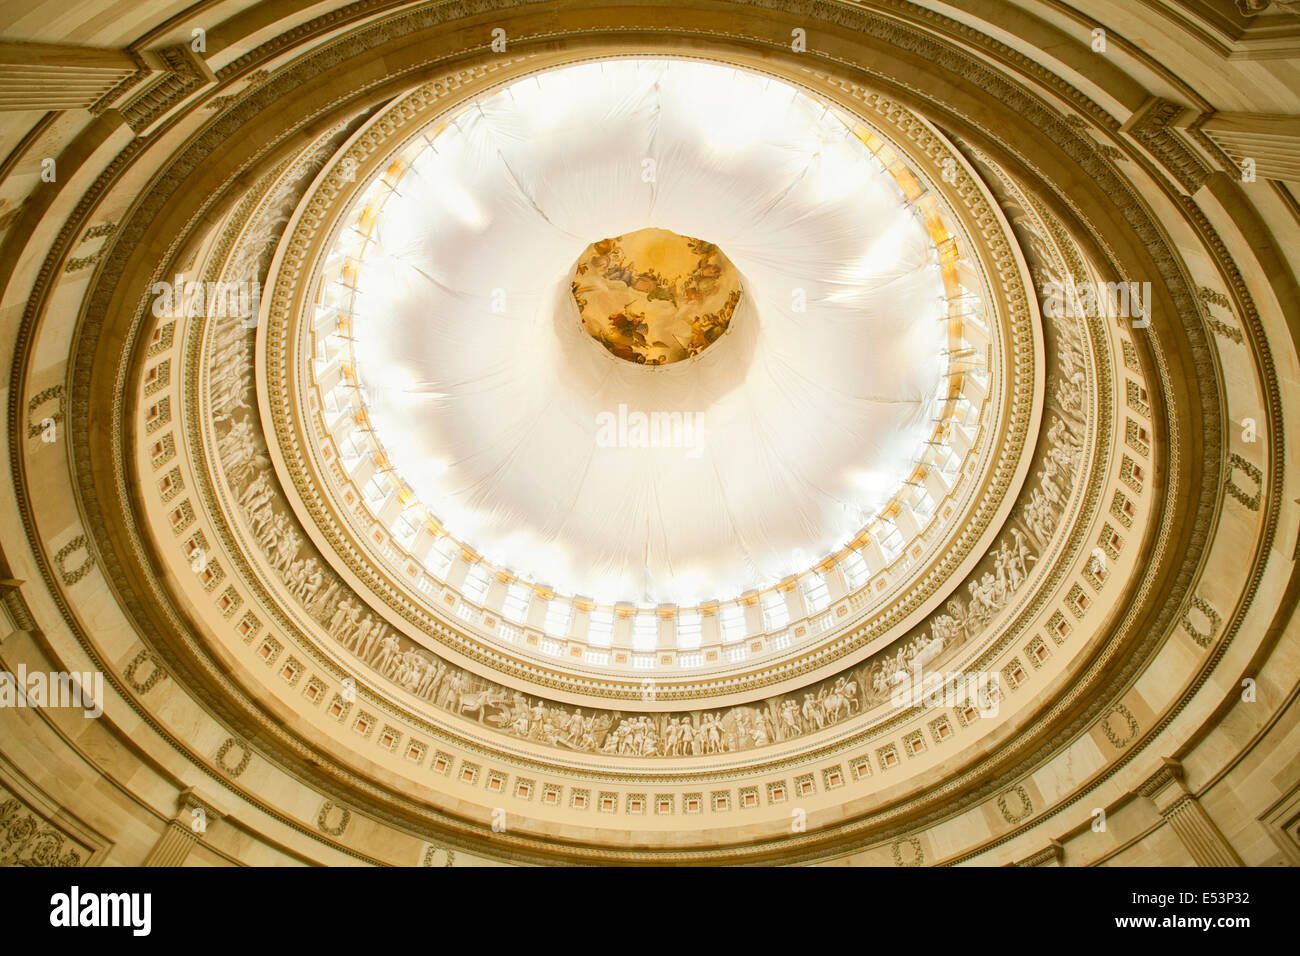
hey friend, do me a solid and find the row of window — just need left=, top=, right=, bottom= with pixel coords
left=444, top=569, right=842, bottom=649
left=324, top=387, right=963, bottom=650
left=322, top=380, right=927, bottom=649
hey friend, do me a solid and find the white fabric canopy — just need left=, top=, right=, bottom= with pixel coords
left=348, top=59, right=947, bottom=606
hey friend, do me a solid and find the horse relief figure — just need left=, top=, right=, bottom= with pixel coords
left=819, top=680, right=853, bottom=725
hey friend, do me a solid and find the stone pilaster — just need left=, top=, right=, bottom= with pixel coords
left=1137, top=758, right=1242, bottom=867
left=142, top=787, right=225, bottom=867
left=0, top=40, right=142, bottom=112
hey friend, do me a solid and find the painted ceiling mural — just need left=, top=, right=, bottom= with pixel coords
left=573, top=227, right=742, bottom=365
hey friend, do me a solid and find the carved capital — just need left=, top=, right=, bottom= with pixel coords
left=175, top=786, right=226, bottom=824
left=0, top=578, right=39, bottom=640
left=1015, top=840, right=1063, bottom=866
left=1122, top=97, right=1211, bottom=193
left=115, top=43, right=216, bottom=136
left=1136, top=757, right=1186, bottom=807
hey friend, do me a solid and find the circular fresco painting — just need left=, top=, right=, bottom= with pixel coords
left=572, top=227, right=742, bottom=365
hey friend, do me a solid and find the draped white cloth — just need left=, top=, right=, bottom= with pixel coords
left=348, top=59, right=947, bottom=606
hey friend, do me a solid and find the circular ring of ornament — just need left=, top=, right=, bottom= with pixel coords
left=254, top=54, right=1042, bottom=710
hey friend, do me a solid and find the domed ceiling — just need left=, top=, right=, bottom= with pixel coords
left=0, top=0, right=1297, bottom=870
left=315, top=58, right=959, bottom=610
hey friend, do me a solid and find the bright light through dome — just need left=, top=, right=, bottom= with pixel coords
left=320, top=58, right=965, bottom=608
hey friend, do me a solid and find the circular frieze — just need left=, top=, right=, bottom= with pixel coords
left=255, top=54, right=1040, bottom=707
